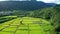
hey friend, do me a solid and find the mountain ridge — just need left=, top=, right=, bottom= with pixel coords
left=0, top=1, right=56, bottom=11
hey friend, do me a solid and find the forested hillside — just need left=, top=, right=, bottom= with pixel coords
left=0, top=1, right=56, bottom=11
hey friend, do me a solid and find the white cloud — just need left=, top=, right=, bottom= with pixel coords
left=0, top=0, right=60, bottom=4
left=38, top=0, right=55, bottom=3
left=0, top=0, right=5, bottom=1
left=37, top=0, right=60, bottom=4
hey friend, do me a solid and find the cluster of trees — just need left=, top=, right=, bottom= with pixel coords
left=28, top=5, right=60, bottom=34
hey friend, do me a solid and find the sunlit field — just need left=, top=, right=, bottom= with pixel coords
left=0, top=16, right=56, bottom=34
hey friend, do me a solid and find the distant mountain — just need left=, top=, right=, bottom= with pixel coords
left=0, top=1, right=56, bottom=11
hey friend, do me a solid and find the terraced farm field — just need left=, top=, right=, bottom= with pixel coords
left=0, top=16, right=55, bottom=34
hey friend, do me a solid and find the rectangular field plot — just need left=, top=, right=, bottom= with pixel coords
left=0, top=24, right=10, bottom=27
left=0, top=19, right=17, bottom=25
left=29, top=24, right=41, bottom=30
left=2, top=27, right=16, bottom=32
left=11, top=22, right=20, bottom=25
left=18, top=25, right=28, bottom=29
left=0, top=22, right=11, bottom=25
left=29, top=30, right=44, bottom=34
left=10, top=19, right=20, bottom=25
left=9, top=25, right=17, bottom=28
left=16, top=30, right=28, bottom=34
left=0, top=31, right=13, bottom=34
left=0, top=25, right=5, bottom=30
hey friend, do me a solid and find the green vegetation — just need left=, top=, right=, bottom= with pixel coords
left=0, top=16, right=17, bottom=24
left=0, top=5, right=60, bottom=34
left=0, top=17, right=54, bottom=34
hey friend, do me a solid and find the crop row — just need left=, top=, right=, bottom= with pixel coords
left=0, top=16, right=17, bottom=24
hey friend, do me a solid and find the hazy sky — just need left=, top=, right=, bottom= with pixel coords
left=0, top=0, right=60, bottom=4
left=37, top=0, right=60, bottom=4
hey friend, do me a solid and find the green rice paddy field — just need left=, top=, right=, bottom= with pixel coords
left=0, top=16, right=57, bottom=34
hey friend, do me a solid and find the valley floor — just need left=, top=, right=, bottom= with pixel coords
left=0, top=16, right=57, bottom=34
